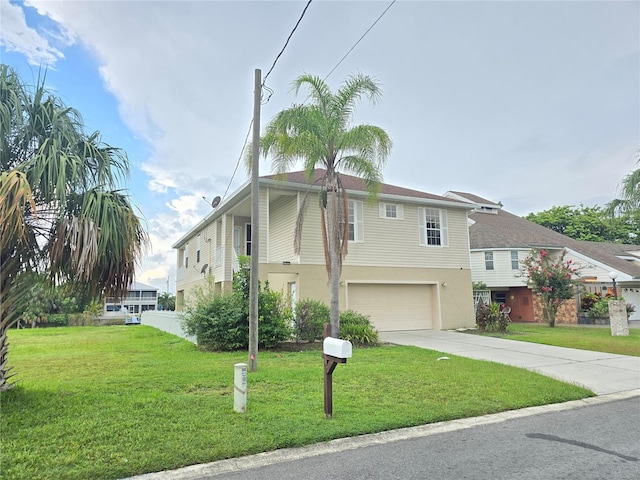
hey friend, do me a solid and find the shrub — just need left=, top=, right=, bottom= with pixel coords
left=475, top=301, right=509, bottom=332
left=182, top=294, right=246, bottom=351
left=258, top=288, right=293, bottom=349
left=293, top=299, right=329, bottom=342
left=181, top=257, right=292, bottom=351
left=580, top=292, right=600, bottom=312
left=588, top=299, right=609, bottom=320
left=339, top=310, right=379, bottom=346
left=476, top=301, right=491, bottom=331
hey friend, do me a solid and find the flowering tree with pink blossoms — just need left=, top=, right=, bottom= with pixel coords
left=522, top=249, right=582, bottom=327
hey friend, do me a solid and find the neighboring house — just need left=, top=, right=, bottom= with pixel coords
left=172, top=169, right=476, bottom=331
left=104, top=281, right=159, bottom=315
left=444, top=192, right=640, bottom=322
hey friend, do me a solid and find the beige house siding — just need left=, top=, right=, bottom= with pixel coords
left=259, top=263, right=475, bottom=330
left=268, top=193, right=298, bottom=263
left=295, top=197, right=471, bottom=270
left=345, top=203, right=470, bottom=269
left=298, top=201, right=327, bottom=265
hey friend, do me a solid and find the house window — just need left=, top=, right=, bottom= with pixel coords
left=494, top=292, right=506, bottom=304
left=379, top=203, right=403, bottom=220
left=511, top=250, right=519, bottom=270
left=348, top=200, right=364, bottom=242
left=245, top=224, right=252, bottom=256
left=196, top=234, right=201, bottom=263
left=184, top=242, right=189, bottom=268
left=485, top=251, right=494, bottom=270
left=419, top=208, right=448, bottom=246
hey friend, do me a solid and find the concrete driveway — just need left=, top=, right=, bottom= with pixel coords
left=379, top=329, right=640, bottom=395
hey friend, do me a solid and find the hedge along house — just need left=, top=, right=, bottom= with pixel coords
left=172, top=170, right=476, bottom=331
left=444, top=192, right=640, bottom=323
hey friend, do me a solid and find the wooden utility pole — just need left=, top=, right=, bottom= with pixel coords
left=249, top=69, right=261, bottom=372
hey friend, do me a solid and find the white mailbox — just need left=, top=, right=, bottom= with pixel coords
left=323, top=337, right=352, bottom=359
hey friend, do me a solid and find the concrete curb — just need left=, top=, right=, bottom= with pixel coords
left=126, top=389, right=640, bottom=480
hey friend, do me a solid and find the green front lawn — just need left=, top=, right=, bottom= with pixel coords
left=478, top=323, right=640, bottom=356
left=1, top=326, right=593, bottom=480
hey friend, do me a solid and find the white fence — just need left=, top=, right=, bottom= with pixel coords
left=141, top=311, right=197, bottom=344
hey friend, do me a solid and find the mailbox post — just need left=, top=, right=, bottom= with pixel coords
left=322, top=324, right=352, bottom=418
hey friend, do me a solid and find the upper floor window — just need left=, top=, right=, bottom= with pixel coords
left=485, top=251, right=494, bottom=270
left=348, top=200, right=364, bottom=242
left=196, top=234, right=201, bottom=263
left=379, top=202, right=403, bottom=220
left=511, top=250, right=519, bottom=270
left=185, top=242, right=189, bottom=268
left=419, top=208, right=448, bottom=246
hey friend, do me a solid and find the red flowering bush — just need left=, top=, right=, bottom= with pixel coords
left=522, top=249, right=582, bottom=327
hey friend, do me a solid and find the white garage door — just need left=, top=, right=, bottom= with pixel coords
left=347, top=283, right=434, bottom=331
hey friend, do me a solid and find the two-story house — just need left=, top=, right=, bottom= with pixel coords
left=444, top=192, right=640, bottom=322
left=172, top=170, right=476, bottom=331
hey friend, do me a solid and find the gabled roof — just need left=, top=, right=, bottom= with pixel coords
left=446, top=191, right=500, bottom=207
left=265, top=169, right=470, bottom=204
left=173, top=169, right=472, bottom=248
left=469, top=208, right=569, bottom=250
left=464, top=193, right=640, bottom=279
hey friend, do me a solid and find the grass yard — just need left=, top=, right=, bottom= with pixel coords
left=1, top=326, right=594, bottom=480
left=474, top=323, right=640, bottom=356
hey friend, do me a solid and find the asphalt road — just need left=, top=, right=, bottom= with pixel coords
left=179, top=396, right=639, bottom=480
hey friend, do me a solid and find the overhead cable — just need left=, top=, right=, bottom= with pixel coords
left=324, top=0, right=396, bottom=81
left=262, top=0, right=313, bottom=87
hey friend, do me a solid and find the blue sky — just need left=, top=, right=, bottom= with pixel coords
left=2, top=0, right=638, bottom=293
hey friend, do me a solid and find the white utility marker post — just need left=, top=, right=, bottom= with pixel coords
left=234, top=363, right=248, bottom=413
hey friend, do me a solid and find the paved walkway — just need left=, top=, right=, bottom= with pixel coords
left=379, top=330, right=640, bottom=395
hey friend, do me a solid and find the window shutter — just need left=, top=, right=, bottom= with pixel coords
left=419, top=208, right=426, bottom=246
left=355, top=201, right=364, bottom=241
left=440, top=210, right=448, bottom=246
left=397, top=204, right=404, bottom=220
left=379, top=203, right=386, bottom=218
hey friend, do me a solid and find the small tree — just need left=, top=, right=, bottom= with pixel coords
left=521, top=249, right=582, bottom=327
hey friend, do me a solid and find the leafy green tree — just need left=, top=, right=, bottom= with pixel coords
left=0, top=64, right=148, bottom=390
left=522, top=249, right=582, bottom=327
left=259, top=73, right=392, bottom=336
left=157, top=292, right=176, bottom=311
left=525, top=204, right=639, bottom=244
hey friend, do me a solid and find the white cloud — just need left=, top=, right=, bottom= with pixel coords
left=11, top=0, right=638, bottom=292
left=0, top=0, right=64, bottom=65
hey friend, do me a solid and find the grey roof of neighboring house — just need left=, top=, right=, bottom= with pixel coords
left=458, top=192, right=640, bottom=279
left=447, top=191, right=501, bottom=207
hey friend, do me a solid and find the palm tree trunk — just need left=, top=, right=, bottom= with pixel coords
left=326, top=189, right=341, bottom=338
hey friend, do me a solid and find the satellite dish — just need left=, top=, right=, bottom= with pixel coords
left=200, top=264, right=208, bottom=274
left=211, top=196, right=221, bottom=208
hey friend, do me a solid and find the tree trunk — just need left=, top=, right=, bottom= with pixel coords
left=326, top=188, right=341, bottom=338
left=543, top=303, right=556, bottom=327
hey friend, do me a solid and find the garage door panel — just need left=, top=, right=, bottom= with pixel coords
left=348, top=284, right=433, bottom=331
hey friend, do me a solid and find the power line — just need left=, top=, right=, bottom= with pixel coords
left=220, top=0, right=313, bottom=202
left=324, top=0, right=396, bottom=81
left=262, top=0, right=313, bottom=87
left=221, top=119, right=253, bottom=203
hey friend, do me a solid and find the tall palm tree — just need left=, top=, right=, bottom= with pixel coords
left=0, top=64, right=148, bottom=391
left=607, top=160, right=640, bottom=216
left=260, top=73, right=392, bottom=336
